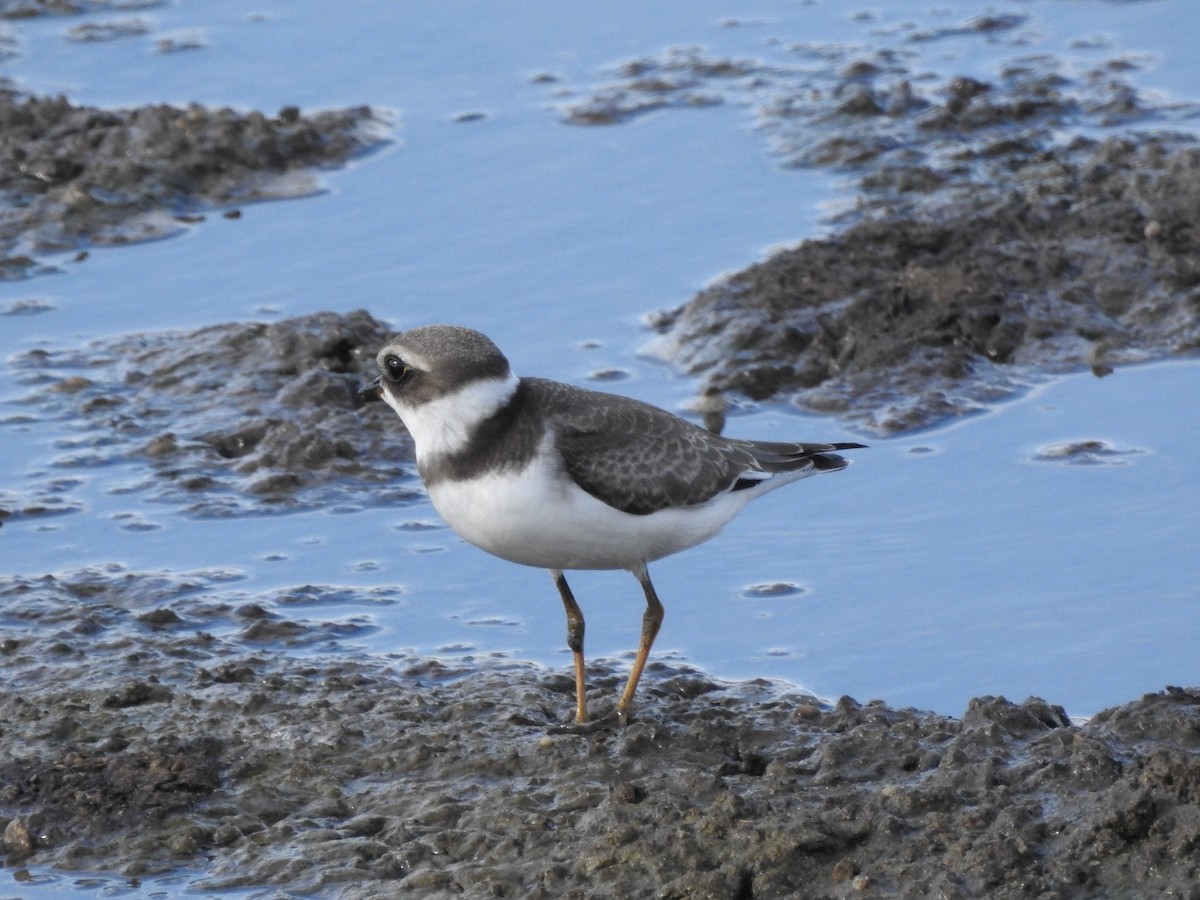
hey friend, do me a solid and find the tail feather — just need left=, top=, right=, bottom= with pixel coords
left=746, top=440, right=865, bottom=474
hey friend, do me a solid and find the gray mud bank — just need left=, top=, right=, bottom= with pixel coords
left=0, top=86, right=385, bottom=280
left=649, top=134, right=1200, bottom=434
left=550, top=36, right=1200, bottom=433
left=5, top=309, right=413, bottom=523
left=2, top=567, right=1199, bottom=898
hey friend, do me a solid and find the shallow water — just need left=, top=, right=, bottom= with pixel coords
left=0, top=870, right=261, bottom=900
left=2, top=0, right=1198, bottom=734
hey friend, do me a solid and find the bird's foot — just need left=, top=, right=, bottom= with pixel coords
left=547, top=709, right=620, bottom=735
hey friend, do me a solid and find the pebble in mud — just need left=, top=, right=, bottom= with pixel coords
left=2, top=818, right=33, bottom=856
left=1, top=566, right=1199, bottom=898
left=64, top=17, right=152, bottom=42
left=0, top=2, right=167, bottom=18
left=740, top=581, right=805, bottom=598
left=1031, top=439, right=1145, bottom=465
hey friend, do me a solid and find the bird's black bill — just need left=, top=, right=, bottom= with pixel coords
left=357, top=376, right=383, bottom=402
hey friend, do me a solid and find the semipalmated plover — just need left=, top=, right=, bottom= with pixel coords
left=360, top=325, right=862, bottom=726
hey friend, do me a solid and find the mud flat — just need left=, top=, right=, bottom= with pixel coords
left=648, top=133, right=1200, bottom=434
left=3, top=310, right=413, bottom=524
left=549, top=35, right=1200, bottom=433
left=0, top=86, right=385, bottom=280
left=2, top=566, right=1199, bottom=898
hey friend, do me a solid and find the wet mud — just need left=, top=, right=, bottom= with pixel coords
left=550, top=32, right=1200, bottom=433
left=649, top=134, right=1200, bottom=434
left=0, top=2, right=163, bottom=18
left=3, top=310, right=413, bottom=524
left=2, top=567, right=1199, bottom=898
left=0, top=86, right=385, bottom=280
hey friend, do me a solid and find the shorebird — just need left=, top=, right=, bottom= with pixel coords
left=360, top=325, right=862, bottom=725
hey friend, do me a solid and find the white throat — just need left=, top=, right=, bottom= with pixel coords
left=385, top=371, right=520, bottom=462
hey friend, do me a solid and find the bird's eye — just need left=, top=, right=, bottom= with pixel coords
left=383, top=354, right=412, bottom=383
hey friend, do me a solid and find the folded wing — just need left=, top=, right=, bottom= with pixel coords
left=526, top=378, right=862, bottom=516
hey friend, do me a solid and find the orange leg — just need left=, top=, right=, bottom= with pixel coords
left=615, top=563, right=664, bottom=726
left=551, top=569, right=588, bottom=724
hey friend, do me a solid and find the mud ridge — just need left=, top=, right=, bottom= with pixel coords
left=550, top=38, right=1200, bottom=432
left=0, top=87, right=387, bottom=279
left=3, top=310, right=414, bottom=522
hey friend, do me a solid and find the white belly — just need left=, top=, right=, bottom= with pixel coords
left=425, top=452, right=750, bottom=571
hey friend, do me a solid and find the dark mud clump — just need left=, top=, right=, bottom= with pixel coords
left=0, top=2, right=163, bottom=18
left=5, top=309, right=416, bottom=518
left=0, top=86, right=386, bottom=279
left=2, top=566, right=1199, bottom=897
left=652, top=135, right=1200, bottom=433
left=551, top=38, right=1200, bottom=433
